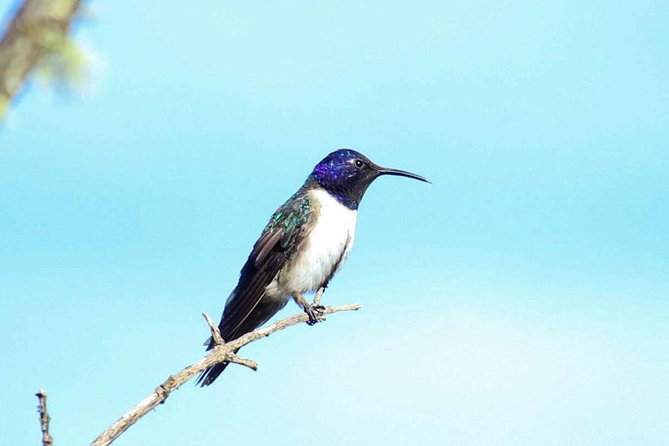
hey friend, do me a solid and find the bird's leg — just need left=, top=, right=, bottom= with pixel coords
left=312, top=285, right=327, bottom=308
left=293, top=292, right=325, bottom=326
left=309, top=286, right=328, bottom=324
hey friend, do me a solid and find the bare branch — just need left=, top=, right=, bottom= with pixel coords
left=227, top=354, right=258, bottom=371
left=0, top=0, right=82, bottom=119
left=201, top=312, right=224, bottom=345
left=90, top=303, right=361, bottom=446
left=35, top=389, right=53, bottom=446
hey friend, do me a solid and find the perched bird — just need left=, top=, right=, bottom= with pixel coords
left=198, top=149, right=428, bottom=386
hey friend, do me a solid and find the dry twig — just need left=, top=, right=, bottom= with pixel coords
left=36, top=389, right=53, bottom=446
left=202, top=312, right=224, bottom=346
left=90, top=303, right=361, bottom=446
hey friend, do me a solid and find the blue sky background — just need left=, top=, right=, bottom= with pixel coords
left=1, top=1, right=668, bottom=445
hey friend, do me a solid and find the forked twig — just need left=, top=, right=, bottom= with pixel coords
left=90, top=303, right=361, bottom=446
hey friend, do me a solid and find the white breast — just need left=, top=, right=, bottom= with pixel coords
left=278, top=188, right=357, bottom=294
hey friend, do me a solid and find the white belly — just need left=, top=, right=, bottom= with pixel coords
left=274, top=188, right=357, bottom=295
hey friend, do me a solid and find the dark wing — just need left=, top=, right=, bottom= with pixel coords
left=197, top=191, right=313, bottom=386
left=216, top=229, right=287, bottom=341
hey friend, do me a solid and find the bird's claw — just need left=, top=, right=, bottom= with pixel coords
left=305, top=305, right=326, bottom=326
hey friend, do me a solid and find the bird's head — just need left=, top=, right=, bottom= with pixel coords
left=310, top=149, right=429, bottom=209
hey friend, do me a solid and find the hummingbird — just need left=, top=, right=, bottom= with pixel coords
left=198, top=149, right=428, bottom=386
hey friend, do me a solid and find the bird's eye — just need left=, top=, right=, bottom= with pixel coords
left=354, top=159, right=364, bottom=168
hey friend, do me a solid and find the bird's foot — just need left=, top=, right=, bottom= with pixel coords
left=305, top=305, right=326, bottom=326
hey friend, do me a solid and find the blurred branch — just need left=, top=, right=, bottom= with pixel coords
left=36, top=389, right=53, bottom=446
left=90, top=303, right=362, bottom=446
left=0, top=0, right=82, bottom=119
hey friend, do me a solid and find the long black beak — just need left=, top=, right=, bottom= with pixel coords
left=376, top=166, right=430, bottom=183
